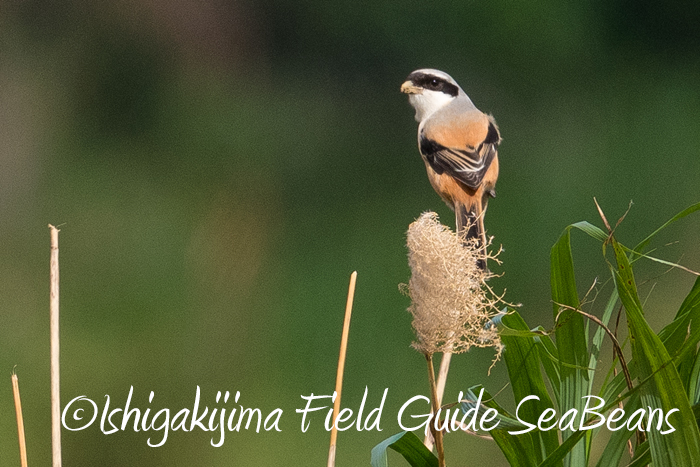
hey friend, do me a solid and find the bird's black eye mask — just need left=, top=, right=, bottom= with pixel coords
left=407, top=72, right=459, bottom=97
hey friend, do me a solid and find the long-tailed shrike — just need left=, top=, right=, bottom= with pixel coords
left=401, top=69, right=500, bottom=268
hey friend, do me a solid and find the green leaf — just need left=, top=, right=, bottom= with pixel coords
left=460, top=387, right=529, bottom=432
left=464, top=386, right=537, bottom=467
left=534, top=331, right=561, bottom=403
left=550, top=228, right=590, bottom=467
left=689, top=351, right=700, bottom=405
left=592, top=392, right=639, bottom=467
left=498, top=325, right=549, bottom=339
left=539, top=381, right=649, bottom=467
left=619, top=242, right=700, bottom=274
left=633, top=201, right=700, bottom=257
left=626, top=441, right=651, bottom=467
left=658, top=276, right=700, bottom=361
left=537, top=430, right=586, bottom=467
left=370, top=431, right=438, bottom=467
left=588, top=289, right=619, bottom=383
left=570, top=221, right=608, bottom=242
left=600, top=278, right=700, bottom=404
left=693, top=402, right=700, bottom=425
left=611, top=237, right=700, bottom=467
left=501, top=312, right=561, bottom=465
left=490, top=429, right=539, bottom=467
left=598, top=361, right=638, bottom=410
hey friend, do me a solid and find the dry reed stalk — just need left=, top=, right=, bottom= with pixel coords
left=327, top=271, right=358, bottom=467
left=49, top=225, right=61, bottom=467
left=426, top=354, right=446, bottom=467
left=12, top=371, right=29, bottom=467
left=424, top=352, right=452, bottom=450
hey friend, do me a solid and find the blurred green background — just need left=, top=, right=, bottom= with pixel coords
left=1, top=1, right=699, bottom=465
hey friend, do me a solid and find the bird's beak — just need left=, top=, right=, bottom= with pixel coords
left=401, top=81, right=421, bottom=94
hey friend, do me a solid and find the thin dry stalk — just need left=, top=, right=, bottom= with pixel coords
left=435, top=352, right=451, bottom=410
left=49, top=225, right=61, bottom=467
left=426, top=354, right=446, bottom=467
left=555, top=299, right=645, bottom=449
left=12, top=371, right=28, bottom=467
left=554, top=301, right=633, bottom=392
left=327, top=271, right=357, bottom=467
left=424, top=352, right=452, bottom=450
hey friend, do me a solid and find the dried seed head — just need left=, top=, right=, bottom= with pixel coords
left=403, top=212, right=503, bottom=359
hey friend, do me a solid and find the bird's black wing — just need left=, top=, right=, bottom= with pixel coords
left=420, top=120, right=500, bottom=191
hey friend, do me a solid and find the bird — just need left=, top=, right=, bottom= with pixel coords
left=401, top=69, right=500, bottom=269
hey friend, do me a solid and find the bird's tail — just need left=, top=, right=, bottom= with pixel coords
left=456, top=201, right=488, bottom=270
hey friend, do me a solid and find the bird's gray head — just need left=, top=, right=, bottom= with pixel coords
left=401, top=69, right=468, bottom=122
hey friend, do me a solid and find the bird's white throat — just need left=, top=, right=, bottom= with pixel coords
left=408, top=89, right=456, bottom=122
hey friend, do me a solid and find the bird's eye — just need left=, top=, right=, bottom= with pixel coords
left=430, top=79, right=439, bottom=87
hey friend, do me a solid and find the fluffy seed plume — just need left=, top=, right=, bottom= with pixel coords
left=403, top=212, right=503, bottom=357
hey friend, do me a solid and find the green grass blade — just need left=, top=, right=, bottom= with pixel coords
left=499, top=326, right=549, bottom=339
left=693, top=402, right=700, bottom=424
left=490, top=430, right=539, bottom=467
left=633, top=201, right=700, bottom=256
left=658, top=276, right=700, bottom=360
left=600, top=278, right=700, bottom=404
left=689, top=351, right=700, bottom=405
left=536, top=430, right=586, bottom=467
left=678, top=349, right=698, bottom=400
left=570, top=221, right=608, bottom=242
left=539, top=383, right=645, bottom=467
left=501, top=312, right=561, bottom=465
left=593, top=392, right=640, bottom=467
left=611, top=237, right=700, bottom=467
left=370, top=431, right=438, bottom=467
left=534, top=331, right=561, bottom=403
left=466, top=386, right=537, bottom=467
left=460, top=387, right=529, bottom=432
left=618, top=242, right=700, bottom=274
left=588, top=289, right=619, bottom=382
left=626, top=441, right=651, bottom=467
left=551, top=228, right=590, bottom=467
left=599, top=364, right=631, bottom=405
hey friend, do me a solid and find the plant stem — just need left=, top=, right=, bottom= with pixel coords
left=426, top=353, right=446, bottom=467
left=424, top=352, right=452, bottom=450
left=49, top=225, right=61, bottom=467
left=327, top=271, right=357, bottom=467
left=12, top=372, right=28, bottom=467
